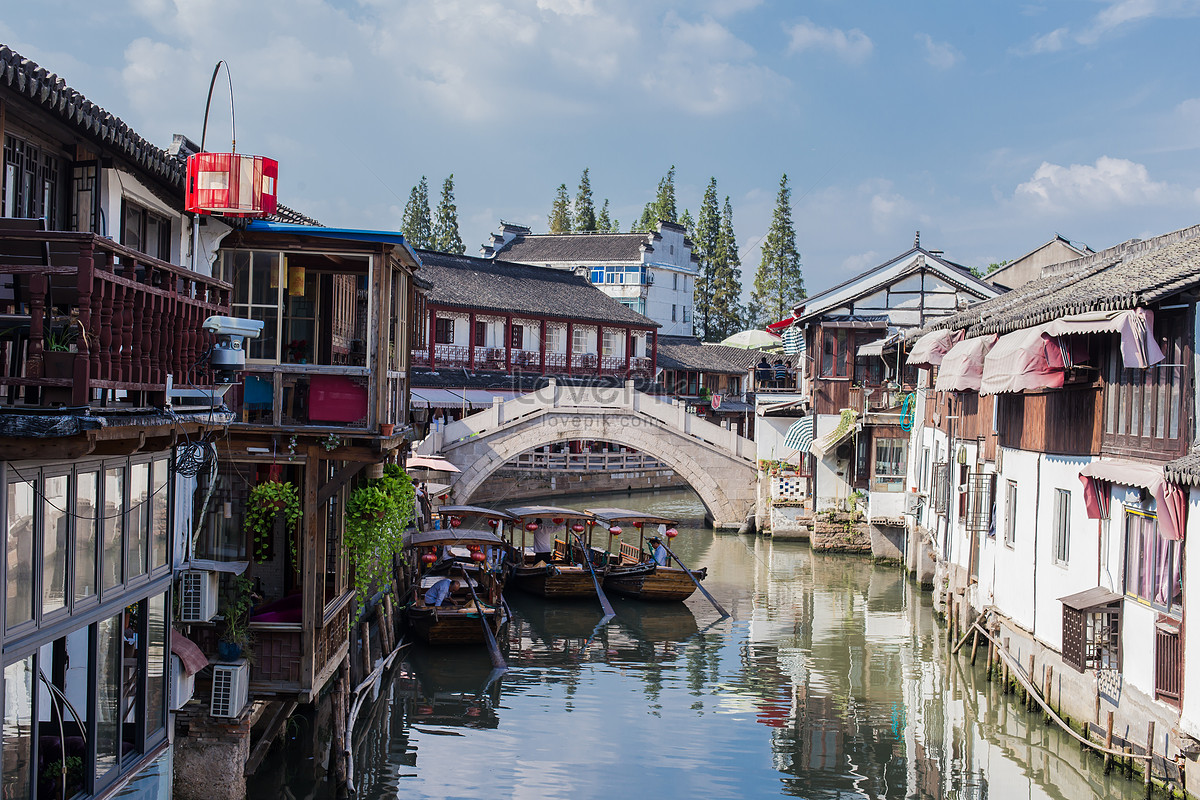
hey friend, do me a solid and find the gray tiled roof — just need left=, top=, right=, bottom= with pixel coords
left=656, top=336, right=761, bottom=374
left=1165, top=447, right=1200, bottom=486
left=495, top=232, right=654, bottom=263
left=415, top=249, right=657, bottom=327
left=911, top=224, right=1200, bottom=339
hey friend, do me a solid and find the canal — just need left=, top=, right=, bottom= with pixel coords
left=258, top=487, right=1148, bottom=799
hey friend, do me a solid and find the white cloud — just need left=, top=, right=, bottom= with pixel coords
left=1021, top=0, right=1200, bottom=53
left=1013, top=156, right=1181, bottom=211
left=785, top=18, right=873, bottom=64
left=915, top=33, right=962, bottom=69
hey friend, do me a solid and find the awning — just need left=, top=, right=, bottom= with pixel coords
left=783, top=417, right=814, bottom=452
left=1058, top=587, right=1122, bottom=611
left=766, top=316, right=798, bottom=332
left=856, top=330, right=901, bottom=359
left=411, top=388, right=522, bottom=407
left=811, top=409, right=859, bottom=458
left=1041, top=307, right=1165, bottom=369
left=1079, top=458, right=1187, bottom=540
left=907, top=329, right=963, bottom=369
left=821, top=316, right=888, bottom=330
left=406, top=455, right=461, bottom=473
left=979, top=327, right=1065, bottom=396
left=934, top=335, right=997, bottom=392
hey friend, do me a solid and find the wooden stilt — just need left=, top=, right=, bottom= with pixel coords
left=1104, top=711, right=1114, bottom=773
left=1043, top=666, right=1053, bottom=722
left=333, top=659, right=349, bottom=785
left=1027, top=655, right=1036, bottom=709
left=986, top=636, right=995, bottom=681
left=381, top=594, right=396, bottom=654
left=1145, top=721, right=1155, bottom=792
left=970, top=627, right=980, bottom=666
left=360, top=620, right=373, bottom=677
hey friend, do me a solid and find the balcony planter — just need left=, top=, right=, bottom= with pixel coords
left=41, top=351, right=75, bottom=405
left=344, top=465, right=415, bottom=620
left=244, top=480, right=302, bottom=563
left=380, top=423, right=394, bottom=437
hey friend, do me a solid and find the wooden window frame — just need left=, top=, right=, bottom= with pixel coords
left=966, top=472, right=996, bottom=534
left=1004, top=479, right=1017, bottom=548
left=1102, top=311, right=1190, bottom=458
left=1052, top=488, right=1070, bottom=565
left=434, top=317, right=454, bottom=345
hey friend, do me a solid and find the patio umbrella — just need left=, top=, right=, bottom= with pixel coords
left=405, top=455, right=461, bottom=473
left=720, top=329, right=783, bottom=350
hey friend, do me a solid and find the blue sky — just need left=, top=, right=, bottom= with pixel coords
left=4, top=0, right=1200, bottom=300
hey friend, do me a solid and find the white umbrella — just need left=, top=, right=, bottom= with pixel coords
left=406, top=455, right=461, bottom=473
left=720, top=329, right=783, bottom=350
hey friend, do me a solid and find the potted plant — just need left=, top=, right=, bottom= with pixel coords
left=218, top=575, right=255, bottom=661
left=244, top=479, right=302, bottom=563
left=344, top=465, right=415, bottom=619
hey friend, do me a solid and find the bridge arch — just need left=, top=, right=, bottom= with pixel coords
left=440, top=409, right=755, bottom=528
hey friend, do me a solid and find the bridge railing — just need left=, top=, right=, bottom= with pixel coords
left=424, top=379, right=755, bottom=462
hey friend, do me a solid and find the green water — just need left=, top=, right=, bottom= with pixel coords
left=259, top=487, right=1146, bottom=799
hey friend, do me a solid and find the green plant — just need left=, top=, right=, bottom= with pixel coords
left=344, top=464, right=415, bottom=619
left=42, top=755, right=83, bottom=786
left=45, top=325, right=77, bottom=352
left=244, top=479, right=302, bottom=562
left=322, top=433, right=342, bottom=452
left=220, top=575, right=255, bottom=647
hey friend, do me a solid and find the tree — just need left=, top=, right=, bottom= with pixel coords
left=750, top=174, right=804, bottom=327
left=575, top=169, right=596, bottom=232
left=548, top=183, right=573, bottom=233
left=633, top=202, right=657, bottom=233
left=692, top=178, right=721, bottom=340
left=401, top=176, right=433, bottom=250
left=712, top=196, right=745, bottom=339
left=432, top=174, right=464, bottom=254
left=597, top=199, right=613, bottom=232
left=631, top=166, right=679, bottom=232
left=679, top=209, right=695, bottom=237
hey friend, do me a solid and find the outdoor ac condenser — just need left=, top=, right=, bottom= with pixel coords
left=210, top=660, right=249, bottom=718
left=179, top=570, right=219, bottom=623
left=169, top=654, right=195, bottom=710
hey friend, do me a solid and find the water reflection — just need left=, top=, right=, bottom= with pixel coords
left=266, top=489, right=1147, bottom=800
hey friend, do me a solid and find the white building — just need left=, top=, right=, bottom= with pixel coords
left=481, top=220, right=699, bottom=337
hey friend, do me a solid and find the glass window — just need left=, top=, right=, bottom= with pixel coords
left=590, top=266, right=604, bottom=283
left=221, top=250, right=280, bottom=361
left=96, top=613, right=121, bottom=779
left=602, top=330, right=616, bottom=357
left=128, top=463, right=149, bottom=580
left=75, top=470, right=99, bottom=601
left=121, top=603, right=144, bottom=760
left=151, top=459, right=169, bottom=570
left=545, top=327, right=561, bottom=352
left=2, top=656, right=34, bottom=800
left=1004, top=480, right=1017, bottom=548
left=821, top=329, right=849, bottom=378
left=572, top=328, right=589, bottom=354
left=6, top=478, right=34, bottom=629
left=102, top=467, right=125, bottom=592
left=434, top=318, right=454, bottom=344
left=1053, top=488, right=1070, bottom=564
left=146, top=592, right=168, bottom=737
left=1125, top=511, right=1183, bottom=614
left=43, top=474, right=69, bottom=615
left=872, top=438, right=906, bottom=492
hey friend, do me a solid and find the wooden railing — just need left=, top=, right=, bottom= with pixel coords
left=227, top=365, right=372, bottom=430
left=0, top=229, right=230, bottom=407
left=411, top=345, right=649, bottom=377
left=510, top=450, right=665, bottom=471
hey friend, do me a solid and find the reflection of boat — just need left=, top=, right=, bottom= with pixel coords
left=504, top=506, right=607, bottom=599
left=404, top=644, right=501, bottom=729
left=403, top=529, right=510, bottom=645
left=589, top=508, right=707, bottom=602
left=616, top=597, right=699, bottom=643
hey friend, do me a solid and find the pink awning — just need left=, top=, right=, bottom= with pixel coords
left=1079, top=459, right=1187, bottom=540
left=907, top=329, right=963, bottom=369
left=1041, top=307, right=1164, bottom=369
left=934, top=335, right=997, bottom=392
left=979, top=327, right=1065, bottom=396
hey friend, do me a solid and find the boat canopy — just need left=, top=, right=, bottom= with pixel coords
left=505, top=506, right=595, bottom=520
left=587, top=508, right=678, bottom=526
left=403, top=529, right=508, bottom=548
left=436, top=505, right=517, bottom=521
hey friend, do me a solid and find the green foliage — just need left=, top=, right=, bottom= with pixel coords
left=712, top=195, right=745, bottom=339
left=45, top=323, right=78, bottom=352
left=633, top=202, right=657, bottom=233
left=574, top=168, right=596, bottom=232
left=401, top=176, right=433, bottom=250
left=244, top=480, right=302, bottom=563
left=344, top=464, right=415, bottom=619
left=693, top=178, right=721, bottom=340
left=750, top=174, right=804, bottom=326
left=987, top=259, right=1010, bottom=274
left=548, top=183, right=573, bottom=233
left=432, top=174, right=465, bottom=254
left=42, top=755, right=83, bottom=785
left=221, top=575, right=255, bottom=648
left=631, top=166, right=678, bottom=232
left=597, top=199, right=614, bottom=232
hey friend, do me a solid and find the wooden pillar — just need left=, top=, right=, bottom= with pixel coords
left=1104, top=711, right=1114, bottom=772
left=300, top=447, right=321, bottom=691
left=505, top=313, right=513, bottom=372
left=468, top=310, right=477, bottom=371
left=596, top=324, right=603, bottom=375
left=566, top=321, right=574, bottom=376
left=539, top=319, right=547, bottom=375
left=624, top=327, right=633, bottom=378
left=73, top=242, right=94, bottom=406
left=1145, top=720, right=1155, bottom=790
left=360, top=620, right=372, bottom=677
left=650, top=330, right=658, bottom=383
left=428, top=304, right=438, bottom=371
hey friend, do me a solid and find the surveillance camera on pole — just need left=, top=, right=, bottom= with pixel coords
left=202, top=315, right=264, bottom=383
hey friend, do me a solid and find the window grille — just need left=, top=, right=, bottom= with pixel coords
left=1053, top=488, right=1071, bottom=564
left=1004, top=480, right=1017, bottom=547
left=1155, top=621, right=1182, bottom=702
left=931, top=463, right=949, bottom=515
left=966, top=473, right=995, bottom=534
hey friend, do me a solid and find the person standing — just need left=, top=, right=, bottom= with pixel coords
left=532, top=518, right=554, bottom=563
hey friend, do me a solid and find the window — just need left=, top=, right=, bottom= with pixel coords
left=545, top=326, right=562, bottom=353
left=602, top=329, right=617, bottom=357
left=1124, top=510, right=1183, bottom=614
left=682, top=306, right=690, bottom=323
left=5, top=477, right=35, bottom=630
left=671, top=304, right=677, bottom=322
left=76, top=470, right=99, bottom=600
left=1103, top=312, right=1187, bottom=455
left=821, top=329, right=849, bottom=378
left=572, top=327, right=589, bottom=354
left=704, top=374, right=720, bottom=394
left=3, top=134, right=62, bottom=225
left=966, top=473, right=996, bottom=534
left=872, top=438, right=907, bottom=492
left=43, top=474, right=69, bottom=615
left=220, top=250, right=280, bottom=360
left=854, top=355, right=884, bottom=386
left=591, top=266, right=604, bottom=283
left=931, top=463, right=949, bottom=515
left=1053, top=488, right=1071, bottom=564
left=1004, top=480, right=1018, bottom=547
left=121, top=199, right=173, bottom=260
left=728, top=376, right=742, bottom=395
left=673, top=273, right=678, bottom=290
left=475, top=320, right=487, bottom=347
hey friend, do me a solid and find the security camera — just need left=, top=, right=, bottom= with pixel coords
left=202, top=315, right=264, bottom=383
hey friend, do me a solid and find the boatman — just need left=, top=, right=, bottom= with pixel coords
left=423, top=578, right=462, bottom=607
left=532, top=518, right=554, bottom=564
left=648, top=536, right=670, bottom=567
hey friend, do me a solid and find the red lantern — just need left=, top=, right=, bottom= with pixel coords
left=665, top=528, right=678, bottom=538
left=571, top=523, right=585, bottom=533
left=552, top=517, right=565, bottom=524
left=467, top=544, right=481, bottom=553
left=449, top=517, right=462, bottom=528
left=471, top=551, right=487, bottom=563
left=420, top=553, right=437, bottom=565
left=488, top=518, right=499, bottom=528
left=633, top=521, right=643, bottom=528
left=608, top=526, right=622, bottom=536
left=526, top=522, right=539, bottom=532
left=185, top=153, right=278, bottom=217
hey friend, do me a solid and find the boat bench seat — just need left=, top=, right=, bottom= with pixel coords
left=619, top=541, right=642, bottom=565
left=418, top=574, right=479, bottom=589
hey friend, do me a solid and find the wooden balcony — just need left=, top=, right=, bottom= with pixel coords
left=413, top=345, right=652, bottom=378
left=0, top=227, right=230, bottom=408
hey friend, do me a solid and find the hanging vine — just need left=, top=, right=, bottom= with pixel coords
left=344, top=463, right=414, bottom=619
left=244, top=480, right=302, bottom=563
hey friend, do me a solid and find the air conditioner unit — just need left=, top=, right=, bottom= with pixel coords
left=169, top=654, right=195, bottom=710
left=905, top=491, right=922, bottom=515
left=210, top=660, right=249, bottom=718
left=179, top=570, right=219, bottom=623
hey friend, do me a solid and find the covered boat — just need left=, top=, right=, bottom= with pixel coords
left=404, top=529, right=510, bottom=645
left=588, top=508, right=707, bottom=602
left=504, top=506, right=606, bottom=599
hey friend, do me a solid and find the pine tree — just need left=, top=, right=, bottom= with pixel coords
left=401, top=176, right=433, bottom=250
left=597, top=199, right=613, bottom=232
left=654, top=165, right=678, bottom=224
left=750, top=174, right=804, bottom=327
left=432, top=174, right=465, bottom=254
left=548, top=184, right=573, bottom=233
left=713, top=196, right=745, bottom=339
left=633, top=202, right=656, bottom=233
left=693, top=178, right=721, bottom=340
left=679, top=209, right=695, bottom=238
left=574, top=169, right=596, bottom=232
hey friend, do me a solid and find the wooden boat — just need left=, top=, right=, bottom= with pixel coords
left=503, top=506, right=606, bottom=599
left=435, top=505, right=519, bottom=581
left=588, top=508, right=707, bottom=602
left=403, top=529, right=510, bottom=645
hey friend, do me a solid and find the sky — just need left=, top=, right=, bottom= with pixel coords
left=4, top=0, right=1200, bottom=301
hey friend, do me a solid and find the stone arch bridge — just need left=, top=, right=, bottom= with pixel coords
left=417, top=380, right=756, bottom=528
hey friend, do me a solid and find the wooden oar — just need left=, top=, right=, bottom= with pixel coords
left=657, top=539, right=729, bottom=618
left=464, top=573, right=507, bottom=670
left=574, top=533, right=616, bottom=620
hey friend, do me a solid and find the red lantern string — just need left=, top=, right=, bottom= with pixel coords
left=525, top=522, right=539, bottom=532
left=608, top=525, right=622, bottom=536
left=633, top=521, right=644, bottom=528
left=488, top=518, right=499, bottom=528
left=571, top=523, right=585, bottom=533
left=449, top=517, right=462, bottom=528
left=665, top=528, right=678, bottom=538
left=471, top=551, right=487, bottom=562
left=552, top=517, right=565, bottom=524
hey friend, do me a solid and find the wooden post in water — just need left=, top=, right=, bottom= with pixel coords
left=1145, top=720, right=1155, bottom=792
left=1104, top=711, right=1114, bottom=773
left=333, top=658, right=349, bottom=785
left=360, top=620, right=373, bottom=677
left=970, top=627, right=980, bottom=666
left=1027, top=655, right=1036, bottom=709
left=1043, top=666, right=1053, bottom=722
left=986, top=635, right=995, bottom=681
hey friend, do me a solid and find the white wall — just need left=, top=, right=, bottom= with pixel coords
left=1180, top=491, right=1200, bottom=736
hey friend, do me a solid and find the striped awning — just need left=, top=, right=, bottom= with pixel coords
left=782, top=325, right=805, bottom=355
left=783, top=416, right=814, bottom=452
